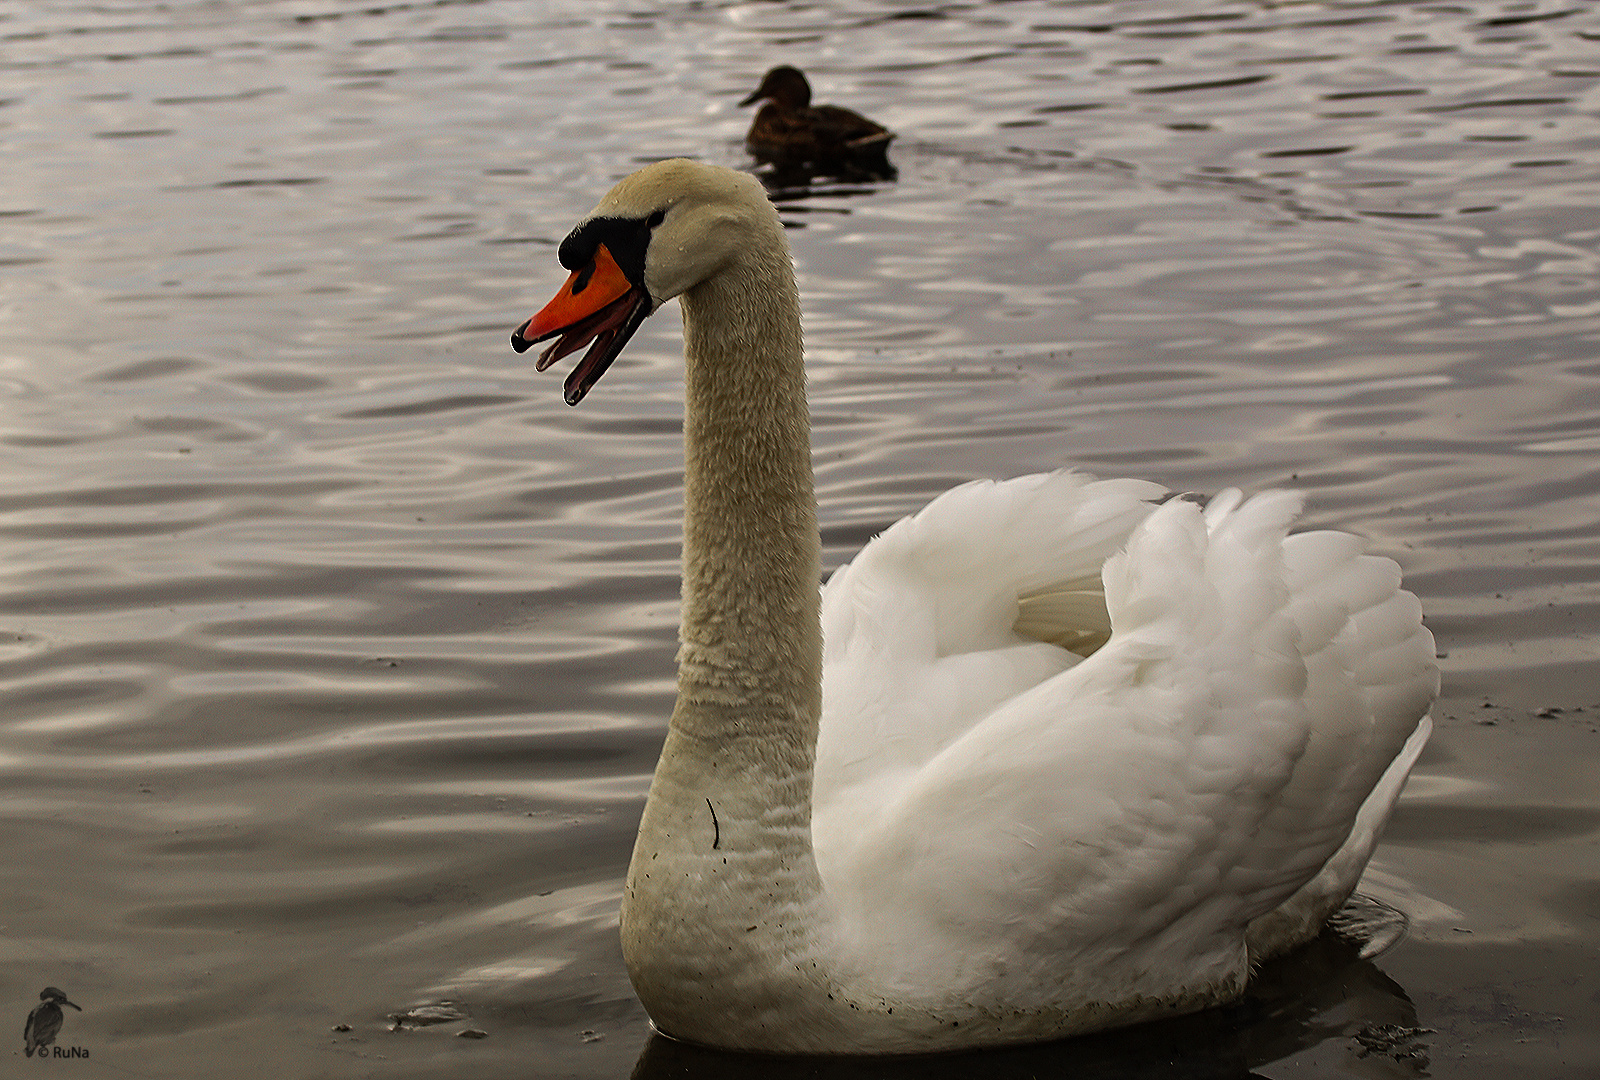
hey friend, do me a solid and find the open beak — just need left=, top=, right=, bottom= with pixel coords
left=511, top=243, right=653, bottom=406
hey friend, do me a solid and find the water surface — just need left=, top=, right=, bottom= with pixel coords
left=3, top=1, right=1599, bottom=1076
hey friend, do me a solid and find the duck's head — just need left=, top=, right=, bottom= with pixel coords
left=511, top=159, right=775, bottom=405
left=739, top=65, right=812, bottom=109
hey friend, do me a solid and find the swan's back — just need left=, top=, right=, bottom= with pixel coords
left=813, top=473, right=1436, bottom=1009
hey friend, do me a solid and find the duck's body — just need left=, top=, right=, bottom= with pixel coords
left=740, top=66, right=895, bottom=178
left=510, top=159, right=1438, bottom=1054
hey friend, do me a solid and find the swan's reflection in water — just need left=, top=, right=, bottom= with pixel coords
left=631, top=898, right=1427, bottom=1080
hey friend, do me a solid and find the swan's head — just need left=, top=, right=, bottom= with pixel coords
left=511, top=158, right=778, bottom=405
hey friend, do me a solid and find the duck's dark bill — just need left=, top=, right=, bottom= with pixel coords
left=511, top=243, right=652, bottom=405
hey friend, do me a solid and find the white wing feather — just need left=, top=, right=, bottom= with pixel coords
left=812, top=472, right=1437, bottom=1002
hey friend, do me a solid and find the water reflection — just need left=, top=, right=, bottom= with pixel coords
left=762, top=176, right=895, bottom=215
left=759, top=164, right=896, bottom=196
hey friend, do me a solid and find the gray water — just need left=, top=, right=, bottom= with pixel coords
left=3, top=1, right=1599, bottom=1076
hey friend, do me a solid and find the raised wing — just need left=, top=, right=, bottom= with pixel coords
left=813, top=481, right=1436, bottom=1005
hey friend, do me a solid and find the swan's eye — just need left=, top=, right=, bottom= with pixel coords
left=647, top=208, right=667, bottom=229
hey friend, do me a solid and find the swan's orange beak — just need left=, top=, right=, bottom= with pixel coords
left=511, top=242, right=653, bottom=406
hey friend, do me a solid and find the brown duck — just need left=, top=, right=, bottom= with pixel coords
left=739, top=66, right=894, bottom=177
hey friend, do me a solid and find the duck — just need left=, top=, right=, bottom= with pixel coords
left=739, top=65, right=895, bottom=178
left=509, top=159, right=1439, bottom=1055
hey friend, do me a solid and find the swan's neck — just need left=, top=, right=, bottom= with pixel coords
left=674, top=245, right=821, bottom=755
left=621, top=225, right=833, bottom=1032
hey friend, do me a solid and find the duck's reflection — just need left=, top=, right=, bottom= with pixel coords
left=750, top=163, right=896, bottom=215
left=754, top=156, right=897, bottom=188
left=631, top=905, right=1427, bottom=1080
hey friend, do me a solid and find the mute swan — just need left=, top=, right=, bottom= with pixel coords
left=509, top=159, right=1438, bottom=1054
left=739, top=66, right=895, bottom=178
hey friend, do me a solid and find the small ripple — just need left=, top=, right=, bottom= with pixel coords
left=339, top=393, right=523, bottom=420
left=1136, top=73, right=1272, bottom=95
left=87, top=356, right=204, bottom=382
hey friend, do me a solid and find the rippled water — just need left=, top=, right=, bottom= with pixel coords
left=3, top=1, right=1598, bottom=1075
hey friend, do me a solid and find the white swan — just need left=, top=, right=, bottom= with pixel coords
left=510, top=159, right=1439, bottom=1055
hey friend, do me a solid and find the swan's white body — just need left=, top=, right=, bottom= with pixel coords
left=515, top=159, right=1439, bottom=1054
